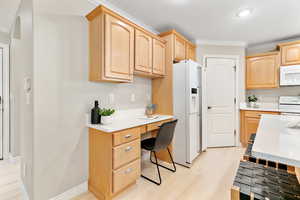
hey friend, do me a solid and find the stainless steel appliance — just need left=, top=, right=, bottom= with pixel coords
left=280, top=65, right=300, bottom=86
left=279, top=96, right=300, bottom=114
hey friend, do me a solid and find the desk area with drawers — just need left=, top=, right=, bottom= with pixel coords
left=87, top=115, right=173, bottom=200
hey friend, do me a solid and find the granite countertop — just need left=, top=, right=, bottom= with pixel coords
left=240, top=102, right=280, bottom=112
left=87, top=114, right=173, bottom=133
left=252, top=114, right=300, bottom=167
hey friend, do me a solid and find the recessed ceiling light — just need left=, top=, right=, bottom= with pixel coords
left=237, top=9, right=252, bottom=18
left=169, top=0, right=189, bottom=5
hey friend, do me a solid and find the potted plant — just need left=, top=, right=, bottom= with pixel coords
left=248, top=95, right=258, bottom=108
left=146, top=104, right=157, bottom=118
left=99, top=108, right=115, bottom=125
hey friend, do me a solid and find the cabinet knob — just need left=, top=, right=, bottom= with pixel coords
left=124, top=168, right=132, bottom=174
left=125, top=146, right=132, bottom=152
left=124, top=134, right=132, bottom=139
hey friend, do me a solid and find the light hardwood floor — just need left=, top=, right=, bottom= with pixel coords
left=0, top=160, right=22, bottom=200
left=74, top=147, right=245, bottom=200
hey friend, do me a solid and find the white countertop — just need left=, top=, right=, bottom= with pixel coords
left=240, top=102, right=280, bottom=112
left=252, top=115, right=300, bottom=167
left=87, top=114, right=173, bottom=133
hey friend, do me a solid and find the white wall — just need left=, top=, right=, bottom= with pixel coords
left=197, top=44, right=246, bottom=103
left=33, top=14, right=151, bottom=199
left=0, top=31, right=9, bottom=44
left=10, top=0, right=34, bottom=198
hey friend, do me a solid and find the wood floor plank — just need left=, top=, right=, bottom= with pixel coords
left=73, top=147, right=245, bottom=200
left=0, top=160, right=21, bottom=200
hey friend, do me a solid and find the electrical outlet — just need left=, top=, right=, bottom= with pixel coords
left=109, top=93, right=114, bottom=104
left=131, top=94, right=135, bottom=102
left=146, top=94, right=151, bottom=102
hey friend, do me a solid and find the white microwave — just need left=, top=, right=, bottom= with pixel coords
left=280, top=65, right=300, bottom=86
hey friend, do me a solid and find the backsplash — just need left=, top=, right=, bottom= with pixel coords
left=87, top=77, right=152, bottom=111
left=246, top=87, right=300, bottom=104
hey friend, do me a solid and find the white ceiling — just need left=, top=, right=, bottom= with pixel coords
left=6, top=0, right=300, bottom=46
left=102, top=0, right=300, bottom=46
left=0, top=0, right=21, bottom=33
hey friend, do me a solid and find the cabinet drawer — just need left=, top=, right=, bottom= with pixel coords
left=113, top=127, right=141, bottom=146
left=244, top=111, right=279, bottom=119
left=147, top=119, right=172, bottom=132
left=113, top=159, right=140, bottom=194
left=113, top=139, right=141, bottom=169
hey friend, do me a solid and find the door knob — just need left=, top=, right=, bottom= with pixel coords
left=208, top=106, right=212, bottom=110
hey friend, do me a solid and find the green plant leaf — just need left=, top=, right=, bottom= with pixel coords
left=98, top=108, right=115, bottom=116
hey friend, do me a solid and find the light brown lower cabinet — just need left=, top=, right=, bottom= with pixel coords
left=88, top=119, right=173, bottom=200
left=240, top=110, right=280, bottom=146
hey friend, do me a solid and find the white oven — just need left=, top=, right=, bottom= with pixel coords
left=279, top=96, right=300, bottom=114
left=280, top=65, right=300, bottom=86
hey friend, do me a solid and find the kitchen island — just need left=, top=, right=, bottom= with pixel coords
left=252, top=114, right=300, bottom=182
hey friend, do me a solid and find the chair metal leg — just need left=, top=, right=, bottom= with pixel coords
left=150, top=148, right=176, bottom=172
left=141, top=151, right=162, bottom=185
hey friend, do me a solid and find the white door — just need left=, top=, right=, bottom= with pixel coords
left=206, top=58, right=236, bottom=147
left=0, top=48, right=3, bottom=159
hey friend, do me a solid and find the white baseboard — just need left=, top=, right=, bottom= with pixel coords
left=21, top=181, right=30, bottom=200
left=49, top=181, right=88, bottom=200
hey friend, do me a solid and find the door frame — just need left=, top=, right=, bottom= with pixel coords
left=202, top=54, right=240, bottom=148
left=0, top=42, right=10, bottom=160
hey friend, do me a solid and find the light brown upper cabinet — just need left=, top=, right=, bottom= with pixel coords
left=86, top=6, right=166, bottom=82
left=246, top=52, right=280, bottom=89
left=186, top=42, right=196, bottom=61
left=159, top=30, right=197, bottom=63
left=278, top=41, right=300, bottom=66
left=134, top=29, right=153, bottom=75
left=105, top=14, right=134, bottom=82
left=174, top=35, right=186, bottom=62
left=152, top=39, right=166, bottom=76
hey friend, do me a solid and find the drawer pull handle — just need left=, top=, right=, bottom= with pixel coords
left=124, top=134, right=132, bottom=139
left=124, top=168, right=132, bottom=174
left=125, top=146, right=132, bottom=152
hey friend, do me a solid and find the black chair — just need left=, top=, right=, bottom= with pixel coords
left=141, top=119, right=178, bottom=185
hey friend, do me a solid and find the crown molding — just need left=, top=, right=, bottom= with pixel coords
left=196, top=39, right=247, bottom=47
left=87, top=0, right=159, bottom=35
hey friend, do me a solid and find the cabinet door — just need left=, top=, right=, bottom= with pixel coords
left=186, top=43, right=196, bottom=61
left=152, top=39, right=166, bottom=76
left=134, top=29, right=152, bottom=74
left=240, top=111, right=279, bottom=146
left=246, top=54, right=279, bottom=89
left=244, top=117, right=260, bottom=145
left=174, top=35, right=186, bottom=61
left=105, top=14, right=134, bottom=81
left=281, top=43, right=300, bottom=66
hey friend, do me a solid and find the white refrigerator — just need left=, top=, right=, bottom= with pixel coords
left=173, top=60, right=202, bottom=167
